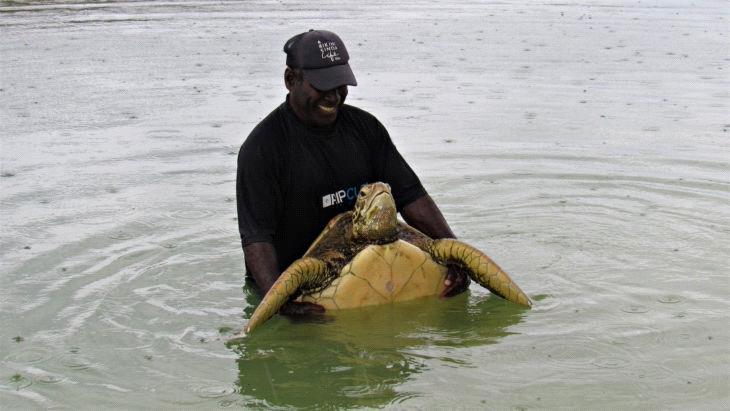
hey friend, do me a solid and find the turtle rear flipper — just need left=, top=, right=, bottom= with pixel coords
left=430, top=239, right=532, bottom=307
left=245, top=258, right=330, bottom=333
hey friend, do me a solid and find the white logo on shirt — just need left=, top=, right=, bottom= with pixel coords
left=322, top=185, right=359, bottom=208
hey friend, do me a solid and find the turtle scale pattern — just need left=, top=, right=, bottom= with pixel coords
left=300, top=239, right=447, bottom=310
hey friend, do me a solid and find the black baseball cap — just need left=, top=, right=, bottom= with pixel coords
left=283, top=29, right=357, bottom=91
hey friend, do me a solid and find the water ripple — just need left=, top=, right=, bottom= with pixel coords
left=57, top=353, right=95, bottom=370
left=661, top=375, right=711, bottom=403
left=536, top=336, right=634, bottom=372
left=618, top=363, right=675, bottom=382
left=36, top=374, right=67, bottom=384
left=591, top=356, right=632, bottom=369
left=4, top=347, right=54, bottom=364
left=168, top=209, right=217, bottom=220
left=658, top=295, right=683, bottom=304
left=620, top=305, right=650, bottom=314
left=7, top=373, right=33, bottom=390
left=189, top=382, right=237, bottom=399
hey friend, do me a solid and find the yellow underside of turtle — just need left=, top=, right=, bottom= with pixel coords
left=299, top=240, right=448, bottom=310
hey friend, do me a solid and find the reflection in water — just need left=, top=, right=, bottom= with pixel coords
left=230, top=287, right=526, bottom=408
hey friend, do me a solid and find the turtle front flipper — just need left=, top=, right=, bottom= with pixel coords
left=429, top=239, right=532, bottom=307
left=245, top=258, right=330, bottom=333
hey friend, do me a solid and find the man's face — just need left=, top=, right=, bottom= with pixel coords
left=286, top=68, right=348, bottom=127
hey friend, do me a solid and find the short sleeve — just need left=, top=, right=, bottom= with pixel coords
left=236, top=130, right=284, bottom=247
left=372, top=121, right=427, bottom=210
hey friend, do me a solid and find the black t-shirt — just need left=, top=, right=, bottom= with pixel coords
left=236, top=99, right=426, bottom=271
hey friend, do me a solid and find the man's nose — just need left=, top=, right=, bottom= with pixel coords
left=322, top=88, right=340, bottom=103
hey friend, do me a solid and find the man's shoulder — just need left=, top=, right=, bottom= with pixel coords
left=238, top=103, right=291, bottom=170
left=341, top=104, right=378, bottom=122
left=339, top=104, right=386, bottom=134
left=247, top=103, right=287, bottom=139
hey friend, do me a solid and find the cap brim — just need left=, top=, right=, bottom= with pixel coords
left=303, top=64, right=357, bottom=91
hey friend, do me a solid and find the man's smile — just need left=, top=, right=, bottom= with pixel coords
left=317, top=104, right=337, bottom=114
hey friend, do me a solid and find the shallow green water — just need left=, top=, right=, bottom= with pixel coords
left=1, top=0, right=728, bottom=408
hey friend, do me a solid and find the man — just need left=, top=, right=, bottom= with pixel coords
left=237, top=30, right=468, bottom=315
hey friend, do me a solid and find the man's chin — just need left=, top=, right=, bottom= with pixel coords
left=311, top=109, right=338, bottom=126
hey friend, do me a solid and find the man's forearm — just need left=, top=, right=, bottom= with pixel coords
left=243, top=242, right=280, bottom=294
left=401, top=194, right=456, bottom=239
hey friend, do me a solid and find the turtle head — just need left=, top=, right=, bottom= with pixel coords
left=351, top=182, right=398, bottom=243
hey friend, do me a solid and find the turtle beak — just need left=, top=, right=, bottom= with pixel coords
left=365, top=192, right=397, bottom=238
left=367, top=192, right=396, bottom=219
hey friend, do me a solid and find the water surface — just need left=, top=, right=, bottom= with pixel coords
left=1, top=0, right=728, bottom=408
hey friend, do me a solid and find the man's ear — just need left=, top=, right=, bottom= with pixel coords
left=284, top=67, right=295, bottom=91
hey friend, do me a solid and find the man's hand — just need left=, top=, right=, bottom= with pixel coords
left=441, top=265, right=471, bottom=298
left=279, top=301, right=329, bottom=325
left=279, top=301, right=325, bottom=316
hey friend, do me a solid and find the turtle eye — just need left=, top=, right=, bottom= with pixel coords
left=358, top=190, right=367, bottom=198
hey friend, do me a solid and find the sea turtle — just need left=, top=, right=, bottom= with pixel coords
left=244, top=182, right=531, bottom=333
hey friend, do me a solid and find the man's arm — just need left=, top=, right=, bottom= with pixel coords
left=243, top=242, right=324, bottom=315
left=243, top=242, right=280, bottom=293
left=401, top=194, right=471, bottom=297
left=401, top=194, right=455, bottom=239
